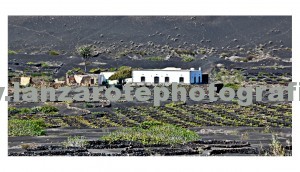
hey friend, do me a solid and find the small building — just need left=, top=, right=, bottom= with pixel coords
left=132, top=67, right=205, bottom=84
left=66, top=74, right=99, bottom=86
left=66, top=74, right=76, bottom=85
left=20, top=77, right=31, bottom=86
left=54, top=79, right=66, bottom=84
left=98, top=71, right=116, bottom=85
left=66, top=71, right=120, bottom=86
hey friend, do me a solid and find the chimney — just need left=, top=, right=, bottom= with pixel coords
left=199, top=67, right=202, bottom=71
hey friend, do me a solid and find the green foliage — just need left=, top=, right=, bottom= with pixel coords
left=165, top=101, right=186, bottom=108
left=146, top=56, right=165, bottom=61
left=199, top=48, right=207, bottom=55
left=224, top=83, right=240, bottom=91
left=62, top=136, right=88, bottom=148
left=8, top=107, right=32, bottom=115
left=73, top=67, right=84, bottom=72
left=258, top=72, right=266, bottom=77
left=77, top=45, right=93, bottom=72
left=175, top=49, right=196, bottom=56
left=117, top=50, right=148, bottom=57
left=117, top=50, right=130, bottom=57
left=109, top=67, right=117, bottom=72
left=214, top=68, right=244, bottom=84
left=239, top=58, right=248, bottom=62
left=8, top=105, right=58, bottom=115
left=139, top=120, right=163, bottom=129
left=33, top=105, right=59, bottom=114
left=109, top=66, right=132, bottom=80
left=101, top=121, right=200, bottom=145
left=8, top=50, right=17, bottom=55
left=67, top=67, right=84, bottom=75
left=220, top=52, right=230, bottom=58
left=134, top=50, right=147, bottom=56
left=77, top=45, right=92, bottom=59
left=8, top=119, right=46, bottom=136
left=26, top=62, right=35, bottom=65
left=84, top=102, right=93, bottom=108
left=89, top=68, right=102, bottom=73
left=41, top=62, right=49, bottom=67
left=180, top=54, right=195, bottom=62
left=66, top=70, right=73, bottom=75
left=269, top=134, right=285, bottom=156
left=49, top=50, right=60, bottom=56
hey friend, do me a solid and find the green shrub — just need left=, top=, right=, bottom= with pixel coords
left=41, top=62, right=49, bottom=67
left=175, top=49, right=196, bottom=56
left=214, top=68, right=244, bottom=84
left=269, top=134, right=285, bottom=156
left=147, top=56, right=165, bottom=61
left=101, top=122, right=200, bottom=145
left=220, top=52, right=229, bottom=58
left=8, top=105, right=58, bottom=115
left=8, top=119, right=46, bottom=136
left=139, top=120, right=163, bottom=129
left=117, top=50, right=130, bottom=57
left=165, top=101, right=185, bottom=108
left=62, top=136, right=88, bottom=148
left=49, top=50, right=60, bottom=56
left=84, top=102, right=93, bottom=108
left=199, top=48, right=206, bottom=55
left=8, top=107, right=32, bottom=115
left=180, top=54, right=195, bottom=62
left=109, top=67, right=117, bottom=72
left=109, top=66, right=132, bottom=80
left=89, top=68, right=102, bottom=73
left=8, top=50, right=17, bottom=55
left=134, top=50, right=147, bottom=56
left=224, top=83, right=240, bottom=91
left=34, top=105, right=59, bottom=115
left=67, top=67, right=84, bottom=75
left=26, top=62, right=35, bottom=65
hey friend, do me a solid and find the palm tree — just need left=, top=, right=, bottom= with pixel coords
left=77, top=45, right=92, bottom=73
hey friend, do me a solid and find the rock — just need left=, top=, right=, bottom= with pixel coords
left=228, top=56, right=246, bottom=62
left=216, top=63, right=224, bottom=68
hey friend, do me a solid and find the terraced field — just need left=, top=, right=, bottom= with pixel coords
left=8, top=101, right=292, bottom=129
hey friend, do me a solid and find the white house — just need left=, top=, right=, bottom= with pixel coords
left=132, top=67, right=203, bottom=84
left=98, top=71, right=117, bottom=85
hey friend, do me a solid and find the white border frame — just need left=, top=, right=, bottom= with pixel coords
left=0, top=1, right=298, bottom=172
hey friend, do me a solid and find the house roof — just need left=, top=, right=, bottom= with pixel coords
left=132, top=69, right=201, bottom=72
left=132, top=67, right=202, bottom=72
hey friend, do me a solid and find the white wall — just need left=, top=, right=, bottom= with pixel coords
left=132, top=70, right=190, bottom=84
left=99, top=72, right=116, bottom=85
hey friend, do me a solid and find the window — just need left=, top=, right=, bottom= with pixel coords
left=165, top=77, right=170, bottom=83
left=141, top=76, right=145, bottom=82
left=154, top=76, right=159, bottom=84
left=179, top=77, right=184, bottom=83
left=91, top=78, right=94, bottom=84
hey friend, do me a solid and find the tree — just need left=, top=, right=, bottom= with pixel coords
left=109, top=66, right=132, bottom=84
left=77, top=45, right=92, bottom=73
